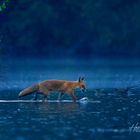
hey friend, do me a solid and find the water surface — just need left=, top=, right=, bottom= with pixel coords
left=0, top=89, right=140, bottom=140
left=0, top=58, right=140, bottom=140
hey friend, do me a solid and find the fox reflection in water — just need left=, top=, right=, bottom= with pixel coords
left=18, top=101, right=84, bottom=114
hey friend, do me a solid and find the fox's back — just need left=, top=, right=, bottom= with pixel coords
left=39, top=80, right=68, bottom=91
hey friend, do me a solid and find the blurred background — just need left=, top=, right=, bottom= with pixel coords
left=0, top=0, right=140, bottom=90
left=0, top=0, right=140, bottom=59
left=0, top=2, right=140, bottom=140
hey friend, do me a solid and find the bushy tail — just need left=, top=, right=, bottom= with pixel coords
left=18, top=84, right=39, bottom=97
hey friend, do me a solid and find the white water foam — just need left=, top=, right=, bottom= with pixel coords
left=79, top=97, right=89, bottom=104
left=0, top=99, right=101, bottom=103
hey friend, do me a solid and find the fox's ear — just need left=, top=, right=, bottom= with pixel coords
left=78, top=77, right=84, bottom=82
left=78, top=77, right=81, bottom=82
left=81, top=77, right=84, bottom=81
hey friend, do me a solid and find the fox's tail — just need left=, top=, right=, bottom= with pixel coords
left=18, top=84, right=39, bottom=97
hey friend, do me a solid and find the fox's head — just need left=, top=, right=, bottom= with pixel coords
left=78, top=77, right=86, bottom=93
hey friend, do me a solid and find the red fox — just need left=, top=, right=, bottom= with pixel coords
left=18, top=77, right=86, bottom=102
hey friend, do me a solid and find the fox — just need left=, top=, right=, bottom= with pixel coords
left=18, top=77, right=86, bottom=102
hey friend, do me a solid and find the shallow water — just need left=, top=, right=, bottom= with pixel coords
left=0, top=89, right=140, bottom=140
left=0, top=58, right=140, bottom=140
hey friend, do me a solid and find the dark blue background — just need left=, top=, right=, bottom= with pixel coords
left=0, top=0, right=140, bottom=59
left=0, top=1, right=140, bottom=140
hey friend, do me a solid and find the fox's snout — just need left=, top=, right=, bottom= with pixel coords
left=81, top=88, right=86, bottom=93
left=79, top=83, right=86, bottom=93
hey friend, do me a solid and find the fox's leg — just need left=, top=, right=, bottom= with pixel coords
left=41, top=91, right=49, bottom=102
left=33, top=92, right=38, bottom=100
left=39, top=86, right=49, bottom=102
left=67, top=92, right=76, bottom=102
left=58, top=93, right=64, bottom=101
left=42, top=94, right=47, bottom=102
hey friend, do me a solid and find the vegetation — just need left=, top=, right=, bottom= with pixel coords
left=0, top=0, right=140, bottom=58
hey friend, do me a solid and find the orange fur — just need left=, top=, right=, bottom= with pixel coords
left=18, top=78, right=86, bottom=102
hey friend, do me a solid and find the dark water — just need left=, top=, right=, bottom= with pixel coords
left=0, top=58, right=140, bottom=140
left=0, top=90, right=140, bottom=140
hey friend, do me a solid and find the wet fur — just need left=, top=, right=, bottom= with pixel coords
left=18, top=79, right=85, bottom=102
